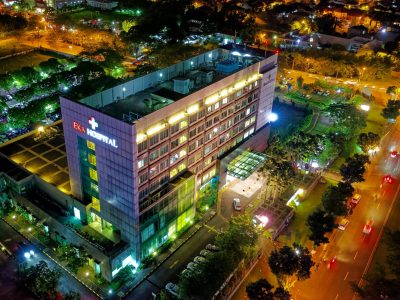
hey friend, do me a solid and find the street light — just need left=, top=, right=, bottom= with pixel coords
left=360, top=104, right=370, bottom=111
left=273, top=35, right=277, bottom=47
left=122, top=87, right=126, bottom=99
left=268, top=112, right=278, bottom=122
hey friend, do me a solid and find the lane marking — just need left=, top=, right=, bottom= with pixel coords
left=354, top=251, right=358, bottom=260
left=334, top=294, right=339, bottom=300
left=169, top=260, right=179, bottom=269
left=344, top=272, right=349, bottom=280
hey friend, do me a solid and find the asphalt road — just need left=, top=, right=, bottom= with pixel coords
left=294, top=124, right=400, bottom=300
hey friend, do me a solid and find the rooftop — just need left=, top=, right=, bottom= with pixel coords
left=0, top=123, right=71, bottom=194
left=79, top=47, right=268, bottom=123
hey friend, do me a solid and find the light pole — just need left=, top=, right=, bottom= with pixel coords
left=273, top=35, right=277, bottom=47
left=359, top=67, right=366, bottom=82
left=122, top=87, right=126, bottom=99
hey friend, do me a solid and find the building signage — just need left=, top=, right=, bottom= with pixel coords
left=73, top=117, right=118, bottom=148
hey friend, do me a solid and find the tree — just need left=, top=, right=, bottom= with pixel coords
left=261, top=157, right=296, bottom=199
left=20, top=260, right=61, bottom=300
left=386, top=86, right=399, bottom=100
left=340, top=154, right=370, bottom=183
left=316, top=14, right=341, bottom=34
left=268, top=244, right=314, bottom=288
left=358, top=132, right=380, bottom=153
left=286, top=132, right=324, bottom=164
left=321, top=185, right=348, bottom=216
left=307, top=208, right=336, bottom=246
left=273, top=287, right=291, bottom=300
left=63, top=291, right=81, bottom=300
left=296, top=76, right=304, bottom=89
left=324, top=103, right=366, bottom=135
left=381, top=99, right=400, bottom=121
left=246, top=278, right=274, bottom=300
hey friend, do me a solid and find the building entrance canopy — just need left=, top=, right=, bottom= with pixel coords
left=227, top=150, right=267, bottom=180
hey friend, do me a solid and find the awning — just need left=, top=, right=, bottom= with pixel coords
left=227, top=150, right=267, bottom=180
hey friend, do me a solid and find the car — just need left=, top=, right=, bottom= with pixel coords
left=363, top=220, right=373, bottom=234
left=200, top=249, right=211, bottom=257
left=327, top=256, right=337, bottom=269
left=351, top=194, right=361, bottom=205
left=205, top=244, right=219, bottom=251
left=194, top=256, right=206, bottom=264
left=165, top=282, right=178, bottom=297
left=233, top=198, right=241, bottom=211
left=384, top=175, right=394, bottom=184
left=180, top=268, right=189, bottom=277
left=187, top=262, right=198, bottom=271
left=390, top=151, right=398, bottom=158
left=338, top=218, right=349, bottom=230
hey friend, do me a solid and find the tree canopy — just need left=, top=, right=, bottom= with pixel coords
left=340, top=154, right=370, bottom=183
left=358, top=132, right=380, bottom=153
left=307, top=208, right=336, bottom=246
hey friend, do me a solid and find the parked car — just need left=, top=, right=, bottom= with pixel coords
left=351, top=194, right=361, bottom=205
left=165, top=282, right=179, bottom=297
left=233, top=198, right=241, bottom=211
left=205, top=244, right=219, bottom=251
left=338, top=218, right=349, bottom=230
left=187, top=262, right=198, bottom=271
left=200, top=249, right=211, bottom=257
left=194, top=256, right=206, bottom=264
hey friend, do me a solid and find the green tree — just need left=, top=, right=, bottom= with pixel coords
left=296, top=76, right=304, bottom=89
left=324, top=103, right=366, bottom=135
left=381, top=99, right=400, bottom=121
left=246, top=278, right=274, bottom=300
left=286, top=132, right=324, bottom=164
left=340, top=154, right=370, bottom=183
left=358, top=132, right=380, bottom=153
left=268, top=244, right=314, bottom=288
left=63, top=291, right=81, bottom=300
left=386, top=86, right=399, bottom=100
left=316, top=14, right=341, bottom=34
left=321, top=185, right=348, bottom=216
left=20, top=260, right=61, bottom=300
left=307, top=208, right=336, bottom=246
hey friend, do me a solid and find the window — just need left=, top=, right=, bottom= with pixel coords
left=207, top=106, right=212, bottom=113
left=206, top=119, right=213, bottom=128
left=204, top=145, right=211, bottom=155
left=236, top=90, right=242, bottom=97
left=189, top=114, right=198, bottom=124
left=214, top=102, right=220, bottom=110
left=138, top=159, right=145, bottom=169
left=189, top=128, right=197, bottom=138
left=170, top=168, right=178, bottom=178
left=180, top=120, right=188, bottom=129
left=160, top=144, right=169, bottom=156
left=149, top=166, right=158, bottom=177
left=139, top=172, right=148, bottom=184
left=198, top=109, right=205, bottom=118
left=141, top=224, right=155, bottom=242
left=160, top=159, right=169, bottom=170
left=87, top=140, right=95, bottom=151
left=88, top=153, right=96, bottom=166
left=179, top=135, right=187, bottom=144
left=170, top=123, right=180, bottom=135
left=171, top=138, right=179, bottom=149
left=92, top=196, right=101, bottom=211
left=197, top=124, right=204, bottom=133
left=189, top=142, right=196, bottom=152
left=178, top=163, right=186, bottom=172
left=89, top=168, right=98, bottom=182
left=160, top=129, right=169, bottom=141
left=149, top=135, right=159, bottom=147
left=149, top=149, right=159, bottom=162
left=222, top=97, right=228, bottom=105
left=91, top=182, right=98, bottom=193
left=170, top=153, right=179, bottom=164
left=246, top=108, right=251, bottom=116
left=138, top=141, right=147, bottom=152
left=180, top=149, right=187, bottom=157
left=204, top=157, right=211, bottom=166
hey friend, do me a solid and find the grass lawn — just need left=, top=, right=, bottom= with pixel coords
left=56, top=9, right=133, bottom=25
left=0, top=39, right=33, bottom=57
left=278, top=178, right=335, bottom=247
left=0, top=52, right=54, bottom=74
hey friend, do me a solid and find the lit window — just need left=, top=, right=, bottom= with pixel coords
left=170, top=168, right=178, bottom=178
left=91, top=182, right=99, bottom=193
left=179, top=135, right=187, bottom=144
left=138, top=159, right=145, bottom=169
left=180, top=120, right=188, bottom=129
left=222, top=97, right=228, bottom=104
left=92, top=196, right=101, bottom=211
left=88, top=153, right=96, bottom=166
left=178, top=163, right=186, bottom=172
left=73, top=207, right=81, bottom=220
left=87, top=140, right=95, bottom=151
left=214, top=102, right=220, bottom=110
left=180, top=149, right=187, bottom=157
left=209, top=168, right=216, bottom=177
left=89, top=168, right=98, bottom=181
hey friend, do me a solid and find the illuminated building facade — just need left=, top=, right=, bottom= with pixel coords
left=61, top=48, right=278, bottom=279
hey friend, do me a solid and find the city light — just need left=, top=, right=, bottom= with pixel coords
left=268, top=112, right=278, bottom=122
left=24, top=252, right=31, bottom=259
left=37, top=126, right=44, bottom=133
left=360, top=104, right=370, bottom=111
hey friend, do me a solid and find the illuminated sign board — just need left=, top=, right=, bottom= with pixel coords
left=73, top=117, right=118, bottom=148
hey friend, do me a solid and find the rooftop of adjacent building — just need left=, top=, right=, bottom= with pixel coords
left=0, top=122, right=71, bottom=194
left=75, top=47, right=273, bottom=124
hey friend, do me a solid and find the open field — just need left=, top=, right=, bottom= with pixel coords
left=0, top=38, right=33, bottom=58
left=0, top=52, right=54, bottom=74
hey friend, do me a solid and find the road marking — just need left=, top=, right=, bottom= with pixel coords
left=354, top=251, right=358, bottom=260
left=204, top=224, right=218, bottom=233
left=344, top=272, right=349, bottom=280
left=169, top=260, right=179, bottom=269
left=334, top=293, right=339, bottom=300
left=377, top=202, right=381, bottom=209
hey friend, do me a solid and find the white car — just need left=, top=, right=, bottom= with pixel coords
left=200, top=249, right=211, bottom=257
left=205, top=244, right=219, bottom=251
left=194, top=256, right=206, bottom=264
left=165, top=282, right=178, bottom=297
left=187, top=262, right=198, bottom=271
left=338, top=219, right=349, bottom=230
left=233, top=198, right=242, bottom=211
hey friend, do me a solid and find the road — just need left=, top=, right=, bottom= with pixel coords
left=293, top=124, right=400, bottom=300
left=0, top=219, right=97, bottom=300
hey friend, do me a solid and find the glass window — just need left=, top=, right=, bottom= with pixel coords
left=170, top=168, right=178, bottom=178
left=87, top=140, right=95, bottom=151
left=138, top=140, right=147, bottom=152
left=180, top=120, right=188, bottom=129
left=149, top=135, right=159, bottom=147
left=160, top=144, right=169, bottom=156
left=138, top=159, right=145, bottom=169
left=160, top=129, right=169, bottom=140
left=178, top=163, right=186, bottom=172
left=222, top=97, right=228, bottom=105
left=180, top=149, right=187, bottom=157
left=89, top=168, right=98, bottom=182
left=149, top=149, right=159, bottom=161
left=171, top=139, right=179, bottom=149
left=88, top=153, right=96, bottom=166
left=91, top=182, right=99, bottom=193
left=92, top=196, right=101, bottom=212
left=179, top=135, right=187, bottom=144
